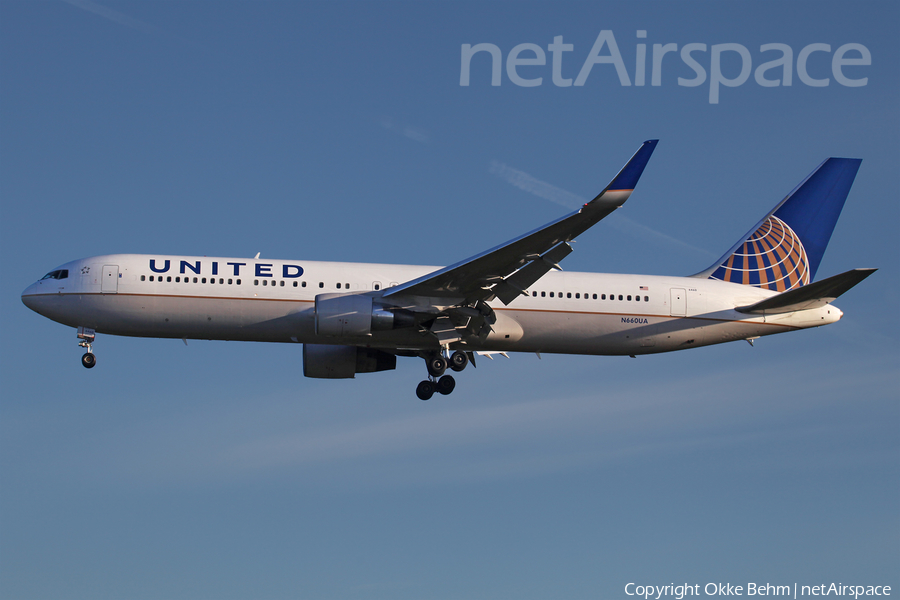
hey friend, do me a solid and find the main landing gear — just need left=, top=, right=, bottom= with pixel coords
left=77, top=326, right=96, bottom=369
left=416, top=350, right=469, bottom=400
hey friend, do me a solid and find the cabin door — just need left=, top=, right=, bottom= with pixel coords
left=669, top=288, right=686, bottom=316
left=101, top=265, right=119, bottom=293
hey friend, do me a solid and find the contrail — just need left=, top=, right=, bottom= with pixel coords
left=60, top=0, right=159, bottom=34
left=380, top=116, right=429, bottom=144
left=489, top=161, right=585, bottom=209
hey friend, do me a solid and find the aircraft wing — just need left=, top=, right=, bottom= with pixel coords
left=384, top=140, right=658, bottom=306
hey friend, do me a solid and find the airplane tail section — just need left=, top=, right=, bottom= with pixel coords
left=695, top=157, right=862, bottom=291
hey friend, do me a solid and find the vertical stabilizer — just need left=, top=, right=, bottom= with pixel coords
left=695, top=158, right=862, bottom=291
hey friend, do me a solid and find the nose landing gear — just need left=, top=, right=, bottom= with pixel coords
left=416, top=350, right=468, bottom=400
left=77, top=327, right=96, bottom=369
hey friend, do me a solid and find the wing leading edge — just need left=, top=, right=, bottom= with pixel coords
left=384, top=140, right=658, bottom=306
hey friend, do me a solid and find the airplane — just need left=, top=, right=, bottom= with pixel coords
left=21, top=140, right=876, bottom=400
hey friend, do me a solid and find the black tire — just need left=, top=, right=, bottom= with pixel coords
left=449, top=351, right=468, bottom=372
left=81, top=352, right=96, bottom=369
left=436, top=375, right=456, bottom=395
left=416, top=380, right=435, bottom=401
left=426, top=356, right=447, bottom=377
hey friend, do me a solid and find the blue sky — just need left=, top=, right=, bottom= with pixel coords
left=1, top=2, right=897, bottom=599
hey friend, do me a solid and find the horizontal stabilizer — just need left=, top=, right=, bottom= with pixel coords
left=735, top=268, right=876, bottom=315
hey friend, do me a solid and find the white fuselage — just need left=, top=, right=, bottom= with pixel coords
left=21, top=254, right=843, bottom=356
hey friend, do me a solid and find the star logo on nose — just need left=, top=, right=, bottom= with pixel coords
left=81, top=266, right=90, bottom=274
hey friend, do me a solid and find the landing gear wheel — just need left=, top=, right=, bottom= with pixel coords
left=81, top=352, right=96, bottom=369
left=436, top=375, right=456, bottom=395
left=449, top=351, right=468, bottom=372
left=426, top=356, right=447, bottom=377
left=416, top=380, right=435, bottom=401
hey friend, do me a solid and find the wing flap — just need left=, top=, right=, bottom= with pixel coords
left=494, top=241, right=573, bottom=305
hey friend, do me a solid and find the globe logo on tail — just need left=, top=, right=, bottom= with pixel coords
left=710, top=216, right=810, bottom=291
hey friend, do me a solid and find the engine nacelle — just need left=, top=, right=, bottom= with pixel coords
left=303, top=344, right=397, bottom=379
left=314, top=293, right=414, bottom=337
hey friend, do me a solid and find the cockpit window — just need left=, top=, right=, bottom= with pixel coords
left=40, top=269, right=69, bottom=280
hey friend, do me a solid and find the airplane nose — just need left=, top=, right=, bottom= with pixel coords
left=21, top=283, right=40, bottom=312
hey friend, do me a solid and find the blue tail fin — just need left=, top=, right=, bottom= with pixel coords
left=695, top=157, right=862, bottom=291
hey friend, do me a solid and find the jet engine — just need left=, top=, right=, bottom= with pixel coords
left=314, top=293, right=414, bottom=337
left=302, top=344, right=397, bottom=379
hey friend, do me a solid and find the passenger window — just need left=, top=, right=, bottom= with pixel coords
left=374, top=283, right=381, bottom=291
left=236, top=279, right=241, bottom=285
left=592, top=293, right=597, bottom=299
left=567, top=292, right=572, bottom=298
left=541, top=291, right=546, bottom=297
left=254, top=280, right=259, bottom=286
left=549, top=292, right=554, bottom=298
left=627, top=295, right=632, bottom=301
left=532, top=291, right=537, bottom=297
left=280, top=281, right=284, bottom=287
left=337, top=283, right=341, bottom=289
left=292, top=281, right=297, bottom=287
left=319, top=282, right=324, bottom=288
left=141, top=275, right=146, bottom=281
left=228, top=279, right=233, bottom=285
left=302, top=281, right=307, bottom=288
left=635, top=295, right=641, bottom=301
left=618, top=295, right=623, bottom=300
left=644, top=296, right=649, bottom=302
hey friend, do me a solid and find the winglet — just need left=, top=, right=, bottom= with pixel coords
left=601, top=139, right=659, bottom=195
left=586, top=140, right=658, bottom=210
